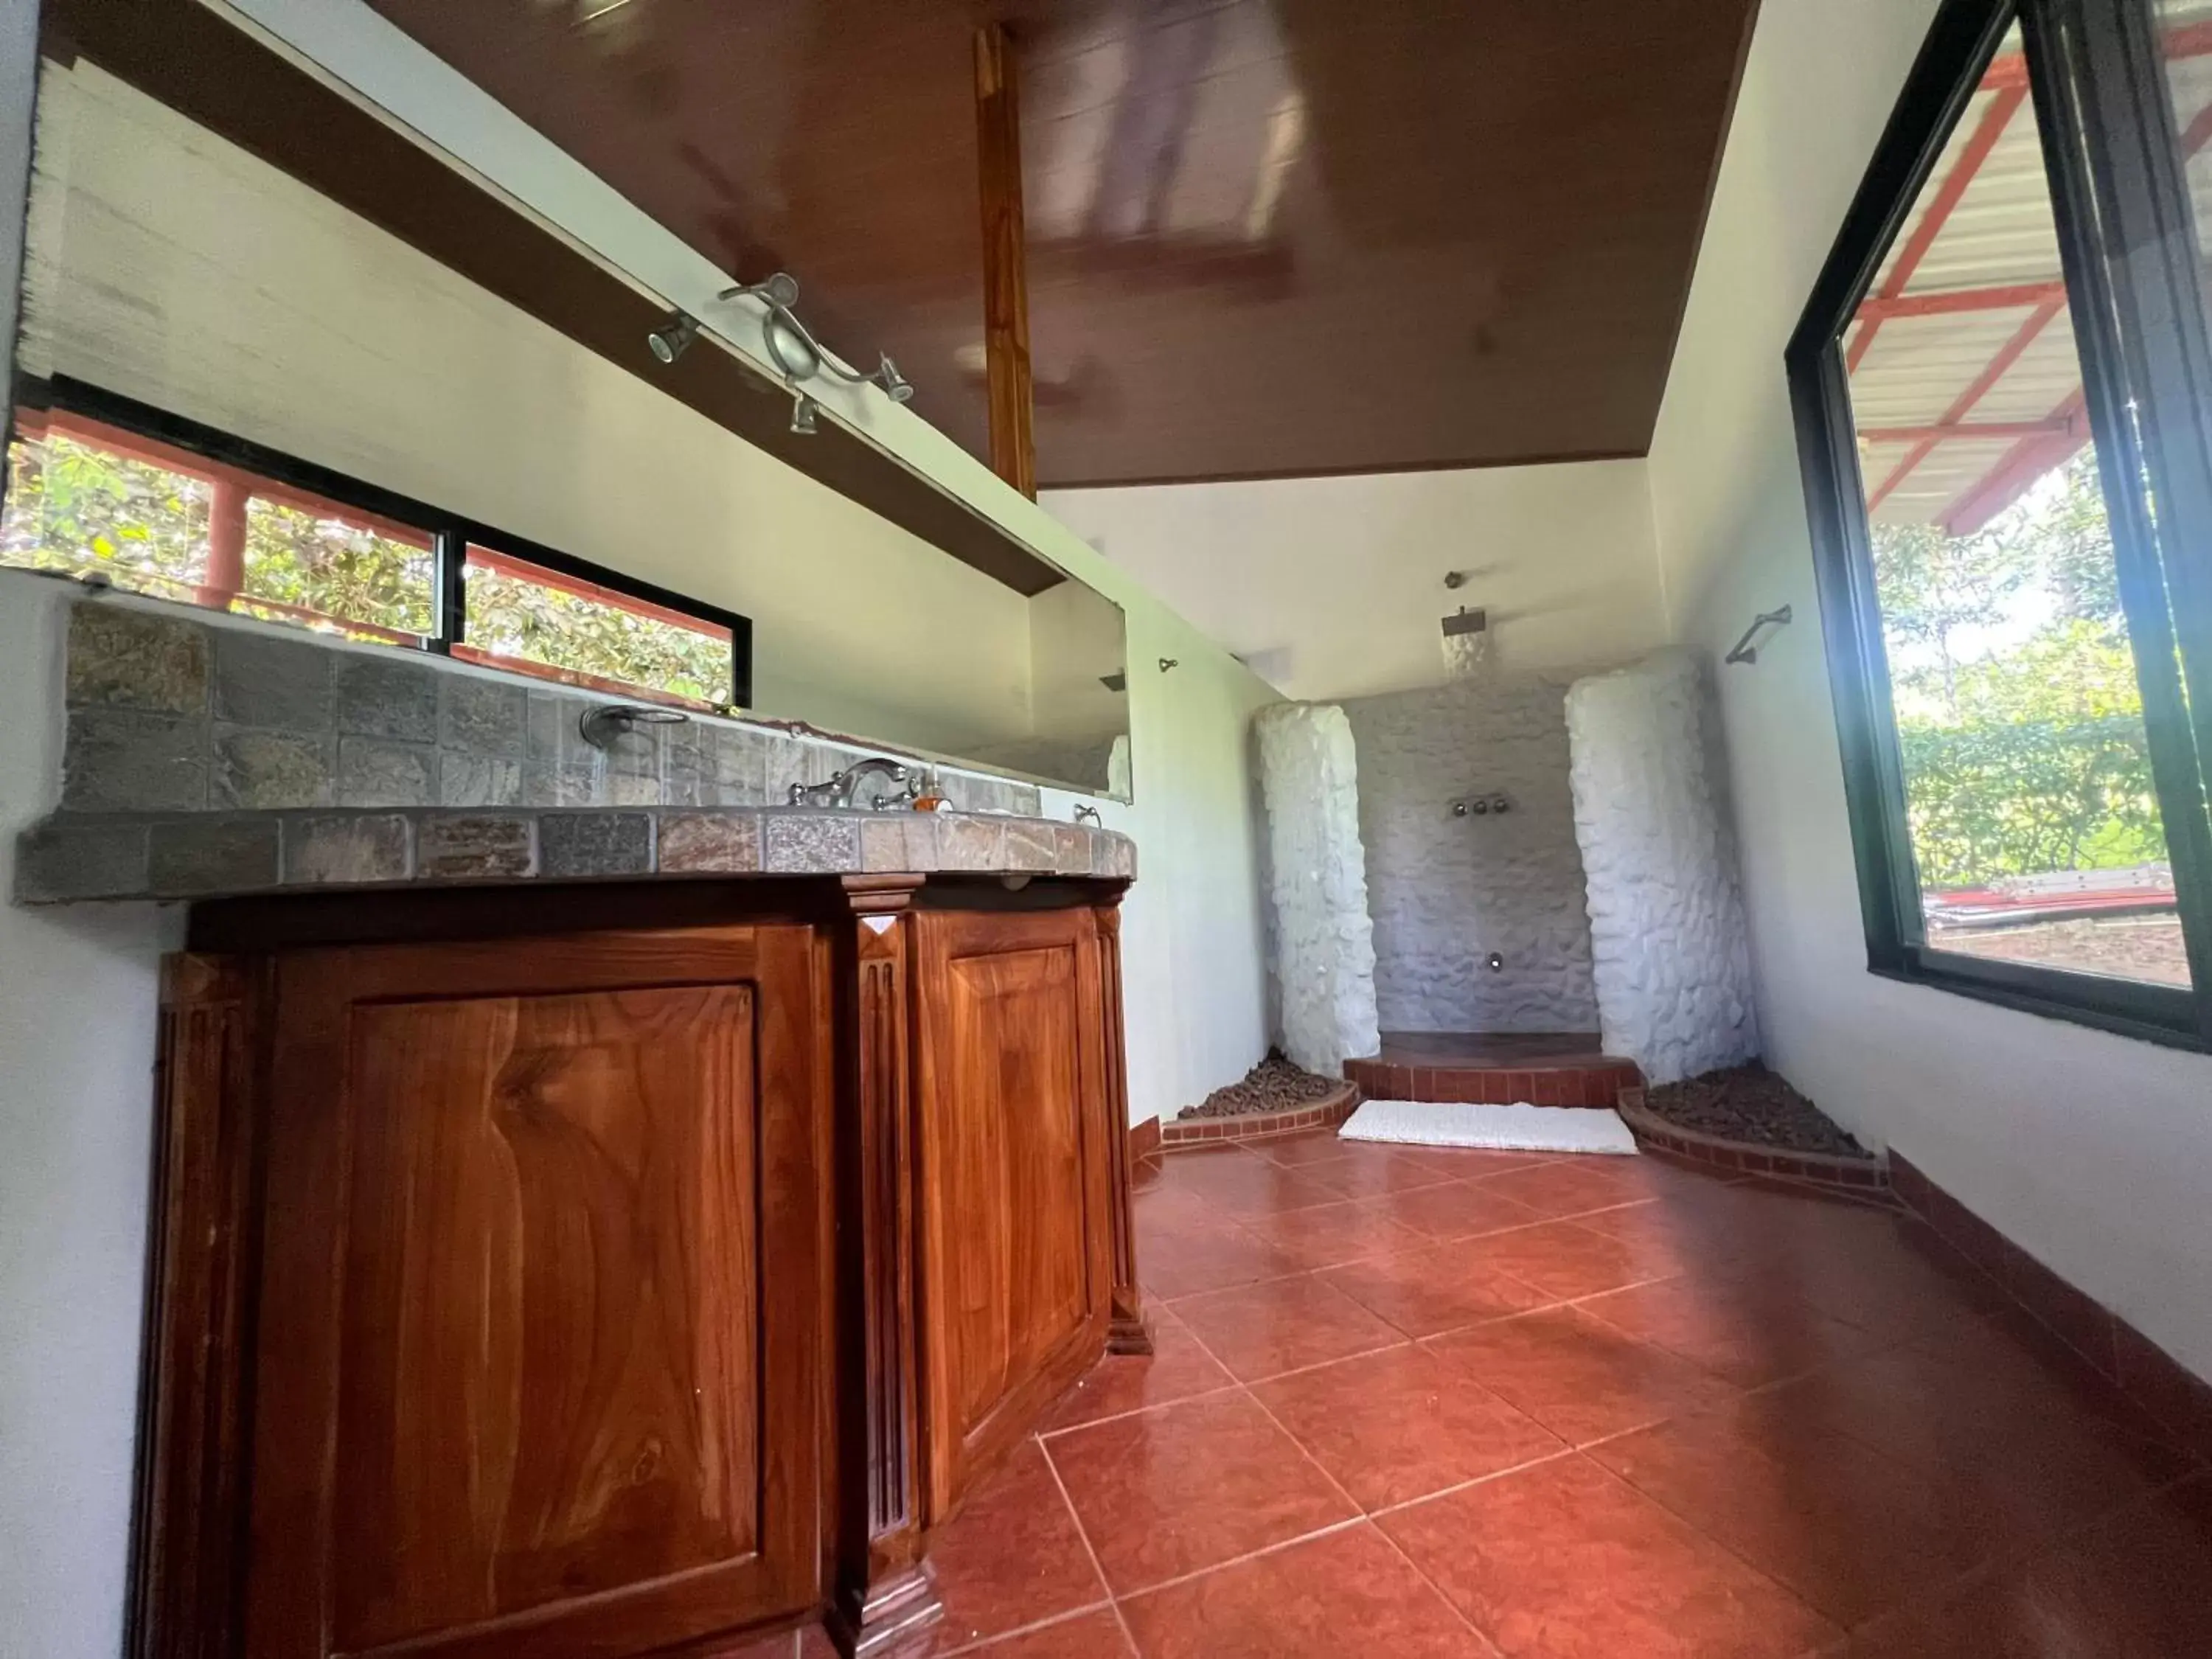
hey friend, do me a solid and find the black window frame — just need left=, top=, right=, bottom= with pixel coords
left=11, top=374, right=754, bottom=711
left=1787, top=0, right=2212, bottom=1051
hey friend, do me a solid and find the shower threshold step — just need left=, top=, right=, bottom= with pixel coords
left=1347, top=1032, right=1641, bottom=1109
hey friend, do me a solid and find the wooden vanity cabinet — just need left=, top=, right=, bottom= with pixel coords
left=911, top=905, right=1118, bottom=1519
left=243, top=922, right=828, bottom=1659
left=138, top=877, right=1144, bottom=1659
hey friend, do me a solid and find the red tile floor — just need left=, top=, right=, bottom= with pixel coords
left=883, top=1133, right=2212, bottom=1658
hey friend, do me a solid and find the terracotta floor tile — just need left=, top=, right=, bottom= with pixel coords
left=1227, top=1198, right=1432, bottom=1270
left=1252, top=1343, right=1564, bottom=1511
left=1392, top=1147, right=1564, bottom=1179
left=1321, top=1243, right=1556, bottom=1340
left=1588, top=1399, right=2001, bottom=1627
left=956, top=1607, right=1136, bottom=1658
left=1139, top=1148, right=1350, bottom=1217
left=927, top=1438, right=1110, bottom=1648
left=1427, top=1307, right=1740, bottom=1446
left=1291, top=1145, right=1469, bottom=1200
left=1575, top=1275, right=1891, bottom=1390
left=1251, top=1130, right=1368, bottom=1168
left=1169, top=1273, right=1407, bottom=1381
left=1380, top=1455, right=1840, bottom=1658
left=1133, top=1211, right=1301, bottom=1301
left=1469, top=1158, right=1658, bottom=1220
left=1362, top=1178, right=1550, bottom=1243
left=1455, top=1217, right=1686, bottom=1301
left=1846, top=1476, right=2212, bottom=1658
left=1040, top=1309, right=1235, bottom=1433
left=1043, top=1392, right=1357, bottom=1593
left=1749, top=1335, right=2193, bottom=1540
left=1119, top=1523, right=1489, bottom=1658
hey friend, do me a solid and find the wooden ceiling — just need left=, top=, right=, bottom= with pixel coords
left=365, top=0, right=1759, bottom=487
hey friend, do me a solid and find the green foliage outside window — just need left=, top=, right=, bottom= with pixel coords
left=2, top=430, right=727, bottom=705
left=1871, top=451, right=2170, bottom=891
left=462, top=563, right=731, bottom=706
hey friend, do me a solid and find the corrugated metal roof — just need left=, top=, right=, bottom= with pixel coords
left=1847, top=15, right=2212, bottom=529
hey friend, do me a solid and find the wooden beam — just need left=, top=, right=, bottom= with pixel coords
left=974, top=23, right=1037, bottom=500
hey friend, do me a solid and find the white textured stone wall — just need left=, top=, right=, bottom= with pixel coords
left=1342, top=679, right=1599, bottom=1032
left=1255, top=704, right=1381, bottom=1076
left=1565, top=650, right=1759, bottom=1085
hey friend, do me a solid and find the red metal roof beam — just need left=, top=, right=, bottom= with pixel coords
left=1856, top=279, right=2066, bottom=321
left=1859, top=415, right=2079, bottom=442
left=1865, top=293, right=2067, bottom=511
left=1848, top=83, right=2027, bottom=373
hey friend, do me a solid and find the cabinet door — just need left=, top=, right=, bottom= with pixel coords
left=245, top=925, right=825, bottom=1659
left=911, top=906, right=1113, bottom=1517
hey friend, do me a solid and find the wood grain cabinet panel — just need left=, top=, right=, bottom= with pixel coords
left=911, top=908, right=1113, bottom=1517
left=245, top=928, right=824, bottom=1659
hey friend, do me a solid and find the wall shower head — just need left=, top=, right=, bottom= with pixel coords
left=647, top=310, right=699, bottom=364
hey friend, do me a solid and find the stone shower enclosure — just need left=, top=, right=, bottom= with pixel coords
left=1256, top=653, right=1756, bottom=1085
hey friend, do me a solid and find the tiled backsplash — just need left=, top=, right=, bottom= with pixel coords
left=55, top=599, right=1047, bottom=820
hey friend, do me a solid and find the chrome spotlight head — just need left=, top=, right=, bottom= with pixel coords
left=763, top=310, right=822, bottom=381
left=647, top=310, right=699, bottom=365
left=757, top=271, right=801, bottom=309
left=790, top=393, right=820, bottom=436
left=876, top=355, right=914, bottom=403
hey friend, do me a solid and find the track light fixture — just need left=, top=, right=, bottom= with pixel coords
left=646, top=310, right=699, bottom=365
left=644, top=274, right=915, bottom=437
left=717, top=272, right=917, bottom=415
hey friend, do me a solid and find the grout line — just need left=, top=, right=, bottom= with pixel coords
left=1191, top=1326, right=1508, bottom=1653
left=938, top=1596, right=1116, bottom=1657
left=1363, top=1444, right=1580, bottom=1520
left=1225, top=1335, right=1413, bottom=1388
left=1033, top=1436, right=1144, bottom=1657
left=1037, top=1380, right=1245, bottom=1439
left=1107, top=1514, right=1374, bottom=1604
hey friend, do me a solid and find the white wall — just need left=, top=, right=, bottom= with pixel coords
left=1340, top=678, right=1597, bottom=1034
left=0, top=576, right=181, bottom=1659
left=1043, top=459, right=1668, bottom=703
left=1647, top=0, right=2212, bottom=1377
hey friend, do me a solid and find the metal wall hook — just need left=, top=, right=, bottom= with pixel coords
left=579, top=702, right=689, bottom=751
left=1725, top=605, right=1793, bottom=665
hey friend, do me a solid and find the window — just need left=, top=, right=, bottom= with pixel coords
left=1, top=379, right=751, bottom=711
left=1791, top=0, right=2212, bottom=1048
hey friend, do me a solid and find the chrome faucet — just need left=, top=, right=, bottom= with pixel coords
left=788, top=756, right=921, bottom=810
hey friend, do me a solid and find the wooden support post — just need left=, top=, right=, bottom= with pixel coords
left=975, top=23, right=1037, bottom=499
left=198, top=477, right=248, bottom=610
left=1093, top=901, right=1152, bottom=1354
left=827, top=876, right=942, bottom=1658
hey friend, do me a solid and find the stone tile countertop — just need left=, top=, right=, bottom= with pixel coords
left=15, top=805, right=1135, bottom=905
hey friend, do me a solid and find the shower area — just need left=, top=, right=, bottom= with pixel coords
left=1254, top=651, right=1759, bottom=1105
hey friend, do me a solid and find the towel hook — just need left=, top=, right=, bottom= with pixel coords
left=1725, top=605, right=1792, bottom=666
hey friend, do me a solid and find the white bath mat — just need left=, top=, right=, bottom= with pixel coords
left=1340, top=1099, right=1640, bottom=1156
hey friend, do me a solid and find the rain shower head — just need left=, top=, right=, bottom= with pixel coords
left=1441, top=605, right=1490, bottom=679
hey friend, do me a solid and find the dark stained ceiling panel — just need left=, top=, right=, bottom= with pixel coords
left=365, top=0, right=1759, bottom=487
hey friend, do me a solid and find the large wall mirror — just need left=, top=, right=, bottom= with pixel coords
left=8, top=37, right=1133, bottom=801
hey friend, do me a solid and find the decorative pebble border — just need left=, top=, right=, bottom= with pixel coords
left=1158, top=1082, right=1360, bottom=1150
left=1617, top=1086, right=1893, bottom=1198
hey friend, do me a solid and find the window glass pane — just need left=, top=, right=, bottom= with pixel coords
left=1, top=422, right=435, bottom=644
left=460, top=547, right=732, bottom=707
left=237, top=495, right=434, bottom=643
left=1844, top=25, right=2190, bottom=990
left=2, top=428, right=212, bottom=600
